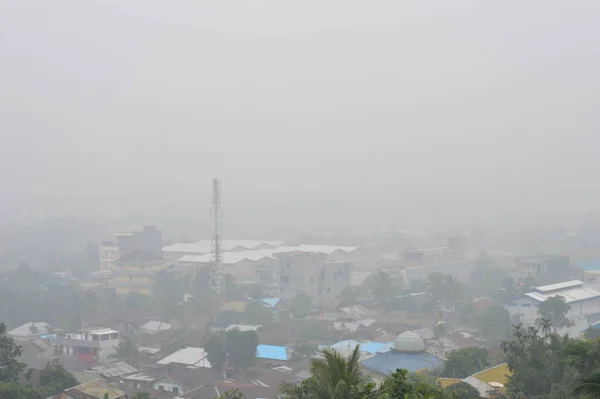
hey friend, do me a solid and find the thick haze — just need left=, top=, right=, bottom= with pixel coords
left=1, top=1, right=599, bottom=228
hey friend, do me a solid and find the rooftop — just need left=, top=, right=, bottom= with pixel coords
left=472, top=363, right=511, bottom=392
left=256, top=345, right=288, bottom=361
left=65, top=379, right=126, bottom=399
left=117, top=249, right=164, bottom=263
left=163, top=240, right=287, bottom=254
left=360, top=351, right=443, bottom=375
left=91, top=361, right=137, bottom=378
left=8, top=322, right=55, bottom=338
left=525, top=280, right=600, bottom=303
left=226, top=324, right=262, bottom=332
left=157, top=347, right=211, bottom=368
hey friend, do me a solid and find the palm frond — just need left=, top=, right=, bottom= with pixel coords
left=573, top=371, right=600, bottom=399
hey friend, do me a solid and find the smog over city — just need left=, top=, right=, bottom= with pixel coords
left=1, top=2, right=600, bottom=399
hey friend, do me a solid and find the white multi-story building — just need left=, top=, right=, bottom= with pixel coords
left=56, top=328, right=121, bottom=363
left=100, top=241, right=121, bottom=271
left=504, top=280, right=600, bottom=337
left=276, top=251, right=350, bottom=307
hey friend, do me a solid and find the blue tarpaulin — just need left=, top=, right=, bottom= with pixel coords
left=256, top=344, right=288, bottom=361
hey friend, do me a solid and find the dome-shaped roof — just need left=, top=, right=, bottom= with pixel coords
left=393, top=331, right=425, bottom=352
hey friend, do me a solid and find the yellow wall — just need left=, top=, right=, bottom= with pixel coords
left=113, top=260, right=167, bottom=295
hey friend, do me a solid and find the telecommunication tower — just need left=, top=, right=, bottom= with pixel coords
left=209, top=178, right=225, bottom=297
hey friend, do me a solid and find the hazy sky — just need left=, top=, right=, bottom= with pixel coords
left=1, top=1, right=599, bottom=227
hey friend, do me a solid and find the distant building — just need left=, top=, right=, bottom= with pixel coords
left=503, top=280, right=600, bottom=337
left=276, top=251, right=350, bottom=307
left=510, top=255, right=571, bottom=284
left=111, top=250, right=168, bottom=295
left=56, top=328, right=120, bottom=364
left=60, top=379, right=127, bottom=399
left=116, top=226, right=163, bottom=256
left=404, top=236, right=467, bottom=266
left=100, top=241, right=120, bottom=272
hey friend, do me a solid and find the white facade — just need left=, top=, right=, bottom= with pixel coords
left=276, top=251, right=350, bottom=307
left=100, top=243, right=120, bottom=271
left=504, top=280, right=600, bottom=337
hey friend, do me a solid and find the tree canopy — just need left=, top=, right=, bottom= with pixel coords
left=441, top=347, right=489, bottom=379
left=537, top=295, right=574, bottom=330
left=291, top=293, right=312, bottom=318
left=0, top=322, right=25, bottom=382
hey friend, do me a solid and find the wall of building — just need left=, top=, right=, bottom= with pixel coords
left=113, top=259, right=167, bottom=295
left=401, top=260, right=475, bottom=286
left=153, top=380, right=183, bottom=394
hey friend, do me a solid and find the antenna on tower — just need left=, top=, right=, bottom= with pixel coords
left=209, top=178, right=225, bottom=298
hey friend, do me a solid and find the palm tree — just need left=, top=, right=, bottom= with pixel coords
left=372, top=270, right=395, bottom=304
left=280, top=346, right=366, bottom=399
left=574, top=371, right=600, bottom=399
left=540, top=319, right=552, bottom=336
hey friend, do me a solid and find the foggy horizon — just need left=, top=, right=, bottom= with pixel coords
left=2, top=1, right=600, bottom=227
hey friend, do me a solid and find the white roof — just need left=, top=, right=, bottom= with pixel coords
left=157, top=347, right=211, bottom=368
left=226, top=324, right=262, bottom=332
left=525, top=280, right=600, bottom=303
left=536, top=280, right=584, bottom=292
left=140, top=320, right=172, bottom=332
left=163, top=240, right=286, bottom=254
left=349, top=272, right=374, bottom=287
left=90, top=328, right=119, bottom=335
left=285, top=245, right=359, bottom=254
left=8, top=322, right=55, bottom=338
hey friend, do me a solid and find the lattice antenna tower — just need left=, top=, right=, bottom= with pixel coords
left=209, top=178, right=225, bottom=297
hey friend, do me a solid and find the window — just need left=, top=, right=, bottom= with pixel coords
left=522, top=304, right=531, bottom=307
left=173, top=387, right=179, bottom=394
left=508, top=302, right=518, bottom=306
left=159, top=385, right=165, bottom=391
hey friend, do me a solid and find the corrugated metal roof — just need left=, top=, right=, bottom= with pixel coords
left=261, top=297, right=280, bottom=308
left=8, top=322, right=55, bottom=338
left=157, top=347, right=211, bottom=368
left=140, top=320, right=172, bottom=332
left=163, top=240, right=287, bottom=253
left=525, top=282, right=600, bottom=303
left=256, top=345, right=288, bottom=361
left=536, top=280, right=583, bottom=292
left=91, top=361, right=137, bottom=378
left=226, top=324, right=262, bottom=332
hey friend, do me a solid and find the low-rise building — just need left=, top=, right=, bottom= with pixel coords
left=111, top=250, right=168, bottom=295
left=503, top=280, right=600, bottom=337
left=56, top=328, right=120, bottom=364
left=510, top=255, right=571, bottom=284
left=100, top=241, right=120, bottom=272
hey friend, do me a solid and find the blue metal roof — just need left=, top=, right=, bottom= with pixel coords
left=360, top=351, right=443, bottom=374
left=331, top=340, right=360, bottom=350
left=579, top=259, right=600, bottom=271
left=261, top=297, right=281, bottom=308
left=256, top=344, right=288, bottom=361
left=360, top=342, right=387, bottom=354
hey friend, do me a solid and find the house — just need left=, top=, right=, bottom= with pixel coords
left=91, top=361, right=138, bottom=379
left=140, top=320, right=172, bottom=335
left=503, top=280, right=600, bottom=337
left=111, top=249, right=168, bottom=295
left=56, top=328, right=120, bottom=363
left=8, top=322, right=57, bottom=340
left=62, top=379, right=127, bottom=399
left=157, top=347, right=211, bottom=369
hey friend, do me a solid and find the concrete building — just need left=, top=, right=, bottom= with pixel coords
left=116, top=226, right=163, bottom=256
left=56, top=328, right=120, bottom=363
left=111, top=250, right=168, bottom=295
left=276, top=251, right=350, bottom=307
left=503, top=280, right=600, bottom=337
left=510, top=255, right=571, bottom=284
left=100, top=241, right=120, bottom=272
left=404, top=237, right=467, bottom=266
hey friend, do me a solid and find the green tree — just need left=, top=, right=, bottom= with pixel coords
left=225, top=329, right=259, bottom=378
left=441, top=347, right=489, bottom=378
left=205, top=334, right=227, bottom=374
left=339, top=287, right=357, bottom=308
left=537, top=295, right=573, bottom=330
left=0, top=322, right=25, bottom=382
left=132, top=392, right=151, bottom=399
left=574, top=371, right=600, bottom=399
left=444, top=381, right=480, bottom=399
left=243, top=301, right=274, bottom=326
left=37, top=359, right=79, bottom=396
left=477, top=304, right=511, bottom=346
left=216, top=389, right=246, bottom=399
left=282, top=346, right=367, bottom=399
left=0, top=382, right=40, bottom=399
left=540, top=318, right=552, bottom=336
left=291, top=293, right=312, bottom=318
left=159, top=329, right=187, bottom=354
left=109, top=336, right=142, bottom=367
left=372, top=270, right=396, bottom=304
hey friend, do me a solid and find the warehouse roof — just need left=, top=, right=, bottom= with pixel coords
left=525, top=280, right=600, bottom=303
left=157, top=347, right=211, bottom=368
left=163, top=240, right=287, bottom=254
